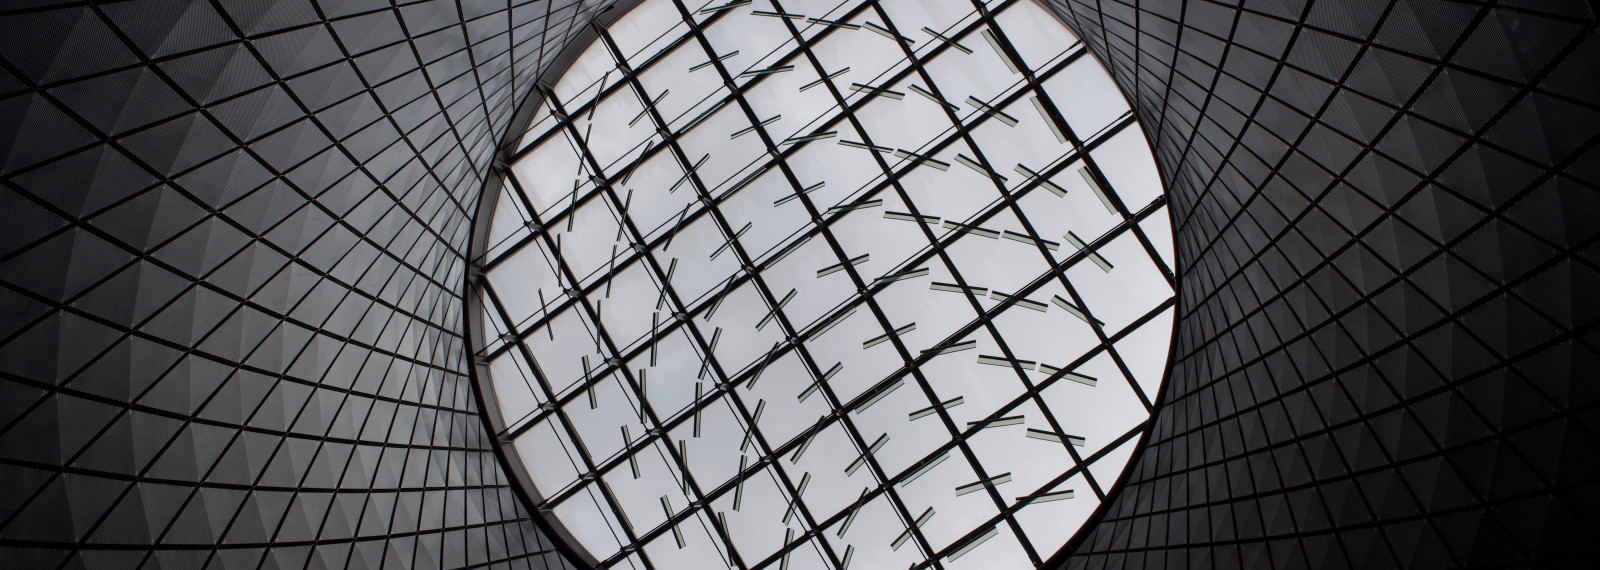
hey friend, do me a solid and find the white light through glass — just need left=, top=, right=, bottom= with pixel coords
left=473, top=0, right=1176, bottom=567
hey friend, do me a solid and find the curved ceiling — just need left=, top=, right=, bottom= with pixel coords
left=0, top=0, right=1595, bottom=568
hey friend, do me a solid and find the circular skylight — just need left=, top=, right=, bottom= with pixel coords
left=469, top=0, right=1176, bottom=567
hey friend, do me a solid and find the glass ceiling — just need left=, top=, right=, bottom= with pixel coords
left=471, top=0, right=1176, bottom=567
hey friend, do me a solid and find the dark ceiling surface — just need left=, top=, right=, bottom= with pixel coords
left=0, top=1, right=1595, bottom=569
left=1036, top=0, right=1600, bottom=567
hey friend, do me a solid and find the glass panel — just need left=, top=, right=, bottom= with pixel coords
left=871, top=261, right=977, bottom=356
left=992, top=0, right=1079, bottom=72
left=802, top=307, right=900, bottom=405
left=1041, top=57, right=1129, bottom=140
left=486, top=238, right=561, bottom=329
left=714, top=169, right=813, bottom=262
left=641, top=510, right=733, bottom=569
left=825, top=492, right=925, bottom=568
left=660, top=213, right=744, bottom=306
left=609, top=0, right=688, bottom=65
left=696, top=281, right=787, bottom=376
left=515, top=99, right=557, bottom=153
left=741, top=54, right=838, bottom=143
left=1090, top=127, right=1165, bottom=210
left=942, top=208, right=1056, bottom=303
left=879, top=0, right=975, bottom=48
left=484, top=181, right=535, bottom=263
left=669, top=395, right=747, bottom=488
left=1010, top=158, right=1122, bottom=259
left=511, top=132, right=587, bottom=219
left=779, top=421, right=872, bottom=520
left=604, top=440, right=691, bottom=539
left=894, top=453, right=993, bottom=552
left=758, top=235, right=854, bottom=330
left=552, top=483, right=629, bottom=559
left=916, top=327, right=1021, bottom=428
left=1036, top=351, right=1145, bottom=460
left=738, top=351, right=831, bottom=446
left=677, top=103, right=766, bottom=194
left=846, top=373, right=940, bottom=477
left=898, top=140, right=998, bottom=230
left=478, top=1, right=1178, bottom=565
left=966, top=96, right=1074, bottom=192
left=1139, top=205, right=1176, bottom=270
left=595, top=260, right=664, bottom=352
left=825, top=192, right=926, bottom=283
left=554, top=39, right=619, bottom=113
left=629, top=326, right=706, bottom=421
left=576, top=88, right=653, bottom=172
left=709, top=465, right=792, bottom=563
left=547, top=193, right=628, bottom=287
left=963, top=400, right=1076, bottom=510
left=638, top=42, right=724, bottom=127
left=564, top=371, right=650, bottom=464
left=922, top=24, right=1025, bottom=114
left=852, top=75, right=958, bottom=156
left=513, top=418, right=585, bottom=495
left=810, top=11, right=908, bottom=96
left=525, top=306, right=611, bottom=398
left=1115, top=305, right=1175, bottom=399
left=616, top=148, right=703, bottom=240
left=942, top=522, right=1032, bottom=569
left=783, top=122, right=882, bottom=210
left=1011, top=471, right=1096, bottom=558
left=701, top=0, right=797, bottom=83
left=489, top=348, right=545, bottom=431
left=1062, top=231, right=1171, bottom=332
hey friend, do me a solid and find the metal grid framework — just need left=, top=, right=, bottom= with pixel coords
left=0, top=0, right=612, bottom=568
left=470, top=0, right=1177, bottom=568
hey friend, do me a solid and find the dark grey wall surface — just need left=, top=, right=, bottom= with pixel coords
left=0, top=0, right=1595, bottom=569
left=0, top=0, right=609, bottom=568
left=1037, top=0, right=1600, bottom=568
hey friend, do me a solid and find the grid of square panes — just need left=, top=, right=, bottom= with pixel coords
left=474, top=0, right=1177, bottom=567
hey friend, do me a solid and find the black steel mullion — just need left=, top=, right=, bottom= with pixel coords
left=743, top=295, right=1176, bottom=569
left=863, top=2, right=1076, bottom=563
left=484, top=4, right=1172, bottom=568
left=522, top=244, right=1176, bottom=514
left=508, top=0, right=778, bottom=163
left=511, top=88, right=666, bottom=570
left=578, top=23, right=768, bottom=568
left=607, top=5, right=863, bottom=566
left=484, top=96, right=1130, bottom=371
left=962, top=0, right=1162, bottom=429
left=499, top=111, right=1150, bottom=497
left=666, top=1, right=972, bottom=566
left=942, top=2, right=1166, bottom=504
left=483, top=42, right=1100, bottom=361
left=478, top=281, right=566, bottom=410
left=538, top=88, right=742, bottom=570
left=763, top=0, right=1034, bottom=565
left=909, top=421, right=1150, bottom=568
